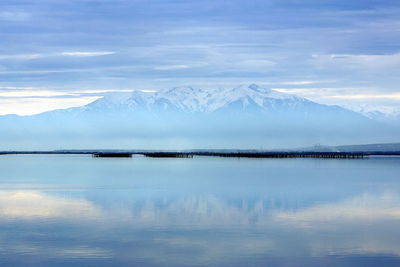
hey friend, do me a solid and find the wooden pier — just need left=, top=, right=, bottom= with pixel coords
left=143, top=152, right=193, bottom=158
left=93, top=153, right=132, bottom=158
left=1, top=150, right=400, bottom=159
left=196, top=152, right=366, bottom=159
left=148, top=152, right=367, bottom=159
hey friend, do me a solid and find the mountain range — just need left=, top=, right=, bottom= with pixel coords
left=54, top=84, right=365, bottom=115
left=0, top=84, right=398, bottom=150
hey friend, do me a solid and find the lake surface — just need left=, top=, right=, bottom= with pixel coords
left=0, top=155, right=400, bottom=266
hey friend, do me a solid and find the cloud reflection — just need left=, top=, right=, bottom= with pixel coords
left=274, top=192, right=400, bottom=225
left=1, top=190, right=400, bottom=264
left=2, top=190, right=400, bottom=226
left=0, top=191, right=101, bottom=219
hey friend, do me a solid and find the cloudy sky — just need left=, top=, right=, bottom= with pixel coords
left=1, top=0, right=400, bottom=115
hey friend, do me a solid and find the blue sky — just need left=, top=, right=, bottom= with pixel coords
left=1, top=0, right=400, bottom=115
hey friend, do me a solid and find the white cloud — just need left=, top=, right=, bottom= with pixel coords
left=72, top=89, right=132, bottom=94
left=154, top=64, right=190, bottom=70
left=0, top=69, right=92, bottom=74
left=0, top=87, right=160, bottom=115
left=0, top=86, right=45, bottom=90
left=0, top=90, right=74, bottom=98
left=0, top=96, right=101, bottom=115
left=273, top=87, right=400, bottom=114
left=0, top=54, right=43, bottom=60
left=328, top=93, right=400, bottom=100
left=0, top=51, right=115, bottom=61
left=0, top=88, right=138, bottom=98
left=60, top=51, right=115, bottom=57
left=273, top=87, right=400, bottom=100
left=279, top=80, right=336, bottom=85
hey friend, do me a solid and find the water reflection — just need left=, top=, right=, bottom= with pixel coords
left=0, top=156, right=400, bottom=266
left=0, top=191, right=101, bottom=219
left=275, top=192, right=400, bottom=223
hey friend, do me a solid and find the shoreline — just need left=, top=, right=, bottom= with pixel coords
left=1, top=150, right=400, bottom=158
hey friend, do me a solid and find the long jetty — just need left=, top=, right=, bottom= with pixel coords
left=1, top=151, right=400, bottom=158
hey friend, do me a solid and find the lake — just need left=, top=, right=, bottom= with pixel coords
left=0, top=155, right=399, bottom=266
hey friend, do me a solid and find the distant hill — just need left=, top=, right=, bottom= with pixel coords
left=336, top=143, right=400, bottom=152
left=300, top=143, right=400, bottom=152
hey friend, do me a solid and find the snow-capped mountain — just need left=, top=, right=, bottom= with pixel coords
left=0, top=84, right=397, bottom=150
left=72, top=84, right=354, bottom=116
left=343, top=104, right=400, bottom=124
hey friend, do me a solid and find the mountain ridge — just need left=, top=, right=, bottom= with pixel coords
left=43, top=84, right=366, bottom=118
left=0, top=84, right=397, bottom=150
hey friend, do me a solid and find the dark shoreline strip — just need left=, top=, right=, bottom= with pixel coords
left=93, top=153, right=132, bottom=158
left=143, top=152, right=367, bottom=158
left=1, top=151, right=400, bottom=158
left=143, top=152, right=193, bottom=158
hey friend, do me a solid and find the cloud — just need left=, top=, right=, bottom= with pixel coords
left=72, top=89, right=139, bottom=94
left=0, top=90, right=75, bottom=98
left=0, top=11, right=31, bottom=22
left=311, top=53, right=400, bottom=70
left=0, top=86, right=45, bottom=90
left=0, top=88, right=139, bottom=98
left=154, top=64, right=190, bottom=70
left=0, top=87, right=155, bottom=115
left=0, top=51, right=116, bottom=61
left=0, top=96, right=101, bottom=115
left=0, top=54, right=43, bottom=60
left=273, top=87, right=400, bottom=100
left=328, top=93, right=400, bottom=100
left=56, top=247, right=113, bottom=259
left=60, top=51, right=116, bottom=57
left=0, top=69, right=91, bottom=74
left=272, top=87, right=400, bottom=114
left=279, top=80, right=336, bottom=85
left=0, top=0, right=399, bottom=115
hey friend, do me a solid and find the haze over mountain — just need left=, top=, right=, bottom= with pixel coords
left=42, top=84, right=381, bottom=120
left=0, top=84, right=398, bottom=150
left=347, top=106, right=400, bottom=125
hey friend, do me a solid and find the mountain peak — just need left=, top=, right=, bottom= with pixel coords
left=248, top=84, right=272, bottom=94
left=80, top=84, right=319, bottom=114
left=248, top=84, right=259, bottom=90
left=231, top=84, right=280, bottom=96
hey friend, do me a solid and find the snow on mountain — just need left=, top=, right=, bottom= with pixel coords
left=343, top=104, right=400, bottom=124
left=1, top=84, right=398, bottom=150
left=81, top=84, right=328, bottom=114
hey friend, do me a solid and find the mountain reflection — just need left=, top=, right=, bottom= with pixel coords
left=1, top=154, right=400, bottom=265
left=2, top=190, right=400, bottom=226
left=1, top=189, right=400, bottom=265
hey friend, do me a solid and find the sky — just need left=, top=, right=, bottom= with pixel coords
left=1, top=0, right=400, bottom=115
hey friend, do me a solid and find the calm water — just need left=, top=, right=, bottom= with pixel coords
left=0, top=155, right=400, bottom=266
